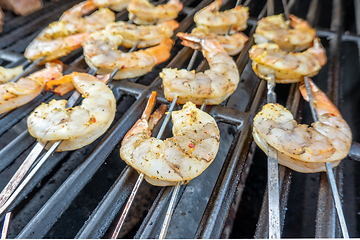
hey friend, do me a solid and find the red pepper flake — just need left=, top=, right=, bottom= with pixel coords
left=330, top=113, right=335, bottom=116
left=186, top=113, right=190, bottom=116
left=89, top=116, right=96, bottom=123
left=188, top=142, right=195, bottom=148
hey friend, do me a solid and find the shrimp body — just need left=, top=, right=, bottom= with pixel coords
left=177, top=26, right=248, bottom=56
left=253, top=79, right=352, bottom=173
left=82, top=30, right=173, bottom=79
left=93, top=0, right=131, bottom=11
left=120, top=94, right=220, bottom=186
left=161, top=38, right=239, bottom=105
left=249, top=37, right=327, bottom=83
left=0, top=61, right=63, bottom=114
left=25, top=1, right=115, bottom=62
left=0, top=66, right=24, bottom=83
left=105, top=20, right=179, bottom=48
left=27, top=72, right=116, bottom=151
left=194, top=0, right=249, bottom=34
left=127, top=0, right=183, bottom=25
left=254, top=14, right=316, bottom=52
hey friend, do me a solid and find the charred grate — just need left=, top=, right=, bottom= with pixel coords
left=0, top=0, right=359, bottom=238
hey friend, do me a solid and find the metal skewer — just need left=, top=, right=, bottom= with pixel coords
left=0, top=213, right=11, bottom=239
left=158, top=100, right=207, bottom=239
left=111, top=48, right=200, bottom=239
left=266, top=74, right=280, bottom=239
left=303, top=77, right=349, bottom=238
left=10, top=56, right=44, bottom=83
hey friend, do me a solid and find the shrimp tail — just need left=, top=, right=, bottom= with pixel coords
left=60, top=0, right=96, bottom=21
left=122, top=91, right=158, bottom=143
left=141, top=91, right=157, bottom=120
left=64, top=32, right=91, bottom=51
left=166, top=20, right=180, bottom=30
left=146, top=38, right=174, bottom=65
left=310, top=38, right=327, bottom=66
left=169, top=0, right=183, bottom=11
left=201, top=38, right=227, bottom=54
left=289, top=14, right=311, bottom=29
left=299, top=78, right=341, bottom=117
left=148, top=104, right=167, bottom=130
left=45, top=75, right=74, bottom=95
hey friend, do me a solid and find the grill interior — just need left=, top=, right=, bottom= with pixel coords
left=0, top=0, right=359, bottom=238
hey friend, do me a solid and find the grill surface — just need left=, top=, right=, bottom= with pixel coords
left=0, top=0, right=359, bottom=238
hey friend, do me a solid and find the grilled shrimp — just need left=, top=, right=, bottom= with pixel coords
left=59, top=0, right=115, bottom=33
left=0, top=65, right=23, bottom=83
left=194, top=0, right=249, bottom=34
left=0, top=61, right=63, bottom=114
left=253, top=78, right=352, bottom=173
left=82, top=30, right=173, bottom=79
left=127, top=0, right=183, bottom=25
left=27, top=72, right=116, bottom=151
left=93, top=0, right=131, bottom=11
left=177, top=26, right=248, bottom=56
left=160, top=38, right=239, bottom=105
left=120, top=91, right=220, bottom=186
left=254, top=14, right=316, bottom=52
left=249, top=37, right=327, bottom=83
left=25, top=0, right=115, bottom=62
left=105, top=20, right=179, bottom=48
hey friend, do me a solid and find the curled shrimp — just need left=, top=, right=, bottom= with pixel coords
left=253, top=78, right=352, bottom=173
left=160, top=37, right=239, bottom=105
left=0, top=61, right=63, bottom=114
left=27, top=72, right=116, bottom=151
left=105, top=20, right=179, bottom=48
left=127, top=0, right=183, bottom=25
left=254, top=14, right=316, bottom=52
left=0, top=65, right=24, bottom=83
left=194, top=0, right=249, bottom=34
left=249, top=37, right=327, bottom=83
left=93, top=0, right=131, bottom=11
left=120, top=91, right=220, bottom=186
left=82, top=30, right=174, bottom=79
left=177, top=26, right=248, bottom=56
left=24, top=0, right=115, bottom=62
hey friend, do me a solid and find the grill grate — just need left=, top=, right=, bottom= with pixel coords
left=0, top=0, right=359, bottom=238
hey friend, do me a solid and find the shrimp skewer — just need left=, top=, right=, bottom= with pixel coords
left=127, top=0, right=183, bottom=25
left=249, top=37, right=327, bottom=83
left=254, top=14, right=316, bottom=52
left=82, top=29, right=174, bottom=79
left=302, top=77, right=349, bottom=237
left=27, top=72, right=116, bottom=151
left=105, top=20, right=179, bottom=48
left=177, top=26, right=248, bottom=56
left=161, top=37, right=239, bottom=105
left=194, top=0, right=249, bottom=35
left=253, top=78, right=352, bottom=172
left=0, top=61, right=63, bottom=115
left=111, top=47, right=202, bottom=239
left=25, top=0, right=115, bottom=63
